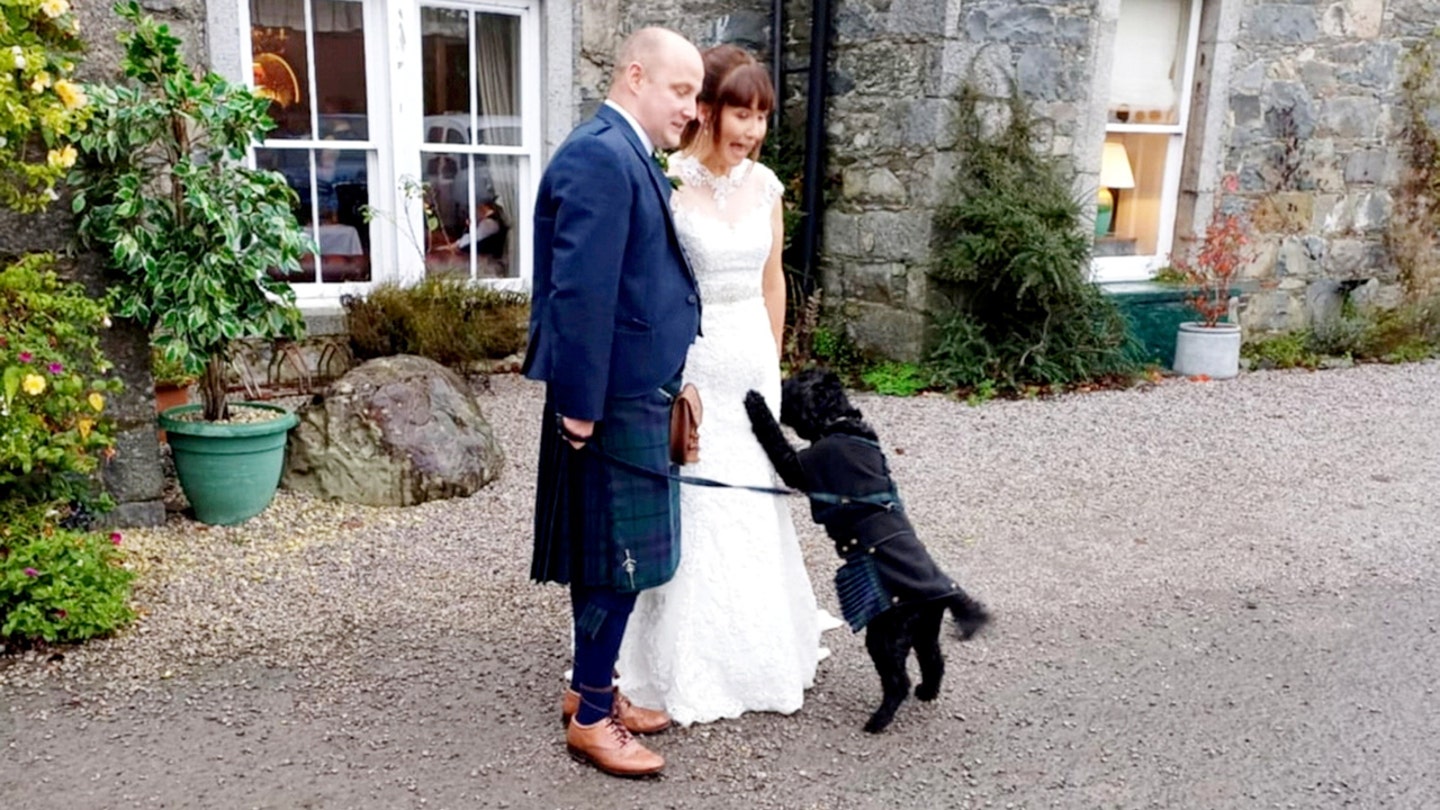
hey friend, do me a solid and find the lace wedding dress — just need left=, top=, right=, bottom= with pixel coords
left=616, top=155, right=836, bottom=726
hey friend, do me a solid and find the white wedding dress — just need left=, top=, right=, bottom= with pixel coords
left=616, top=155, right=836, bottom=726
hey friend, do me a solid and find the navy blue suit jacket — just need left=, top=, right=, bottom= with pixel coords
left=522, top=105, right=702, bottom=421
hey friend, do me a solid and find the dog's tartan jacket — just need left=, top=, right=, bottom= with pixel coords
left=799, top=432, right=965, bottom=631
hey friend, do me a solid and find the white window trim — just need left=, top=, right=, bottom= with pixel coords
left=1092, top=0, right=1204, bottom=283
left=226, top=0, right=543, bottom=304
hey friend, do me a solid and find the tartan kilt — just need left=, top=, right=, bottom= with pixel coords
left=531, top=380, right=682, bottom=593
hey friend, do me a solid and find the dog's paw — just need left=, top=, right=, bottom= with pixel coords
left=858, top=706, right=892, bottom=732
left=914, top=681, right=940, bottom=701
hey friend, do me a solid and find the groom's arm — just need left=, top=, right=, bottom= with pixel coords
left=744, top=391, right=807, bottom=490
left=540, top=137, right=631, bottom=422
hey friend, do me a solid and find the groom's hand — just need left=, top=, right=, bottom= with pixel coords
left=560, top=416, right=594, bottom=450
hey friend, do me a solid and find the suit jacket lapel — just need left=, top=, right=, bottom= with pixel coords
left=595, top=106, right=696, bottom=284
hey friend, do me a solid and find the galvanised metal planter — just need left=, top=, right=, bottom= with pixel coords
left=158, top=403, right=298, bottom=525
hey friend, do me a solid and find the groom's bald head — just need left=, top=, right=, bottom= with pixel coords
left=607, top=28, right=703, bottom=150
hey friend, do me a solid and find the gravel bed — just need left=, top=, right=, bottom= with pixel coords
left=2, top=362, right=1438, bottom=809
left=2, top=363, right=1436, bottom=693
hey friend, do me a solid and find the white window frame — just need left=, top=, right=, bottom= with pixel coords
left=236, top=0, right=542, bottom=302
left=1092, top=0, right=1204, bottom=283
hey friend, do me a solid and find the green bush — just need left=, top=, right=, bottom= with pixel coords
left=0, top=503, right=134, bottom=644
left=1, top=255, right=123, bottom=507
left=927, top=86, right=1142, bottom=392
left=344, top=278, right=529, bottom=369
left=860, top=361, right=928, bottom=396
left=1242, top=331, right=1322, bottom=370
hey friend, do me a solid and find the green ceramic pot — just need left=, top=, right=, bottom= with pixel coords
left=158, top=403, right=299, bottom=525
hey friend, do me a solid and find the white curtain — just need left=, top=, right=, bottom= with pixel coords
left=475, top=11, right=520, bottom=269
left=1108, top=0, right=1183, bottom=123
left=250, top=0, right=364, bottom=33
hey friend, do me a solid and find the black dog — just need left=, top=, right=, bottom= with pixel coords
left=745, top=369, right=989, bottom=733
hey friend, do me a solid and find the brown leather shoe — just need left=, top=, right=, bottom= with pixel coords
left=560, top=687, right=672, bottom=734
left=566, top=715, right=665, bottom=777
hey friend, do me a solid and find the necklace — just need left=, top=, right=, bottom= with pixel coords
left=676, top=153, right=749, bottom=210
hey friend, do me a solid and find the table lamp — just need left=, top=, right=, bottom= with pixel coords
left=1096, top=141, right=1135, bottom=237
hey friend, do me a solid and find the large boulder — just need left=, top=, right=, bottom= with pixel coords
left=283, top=355, right=504, bottom=506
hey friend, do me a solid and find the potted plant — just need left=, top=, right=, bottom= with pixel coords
left=72, top=2, right=311, bottom=525
left=1173, top=183, right=1249, bottom=380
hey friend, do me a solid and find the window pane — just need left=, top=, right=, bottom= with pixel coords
left=251, top=0, right=312, bottom=139
left=1096, top=133, right=1171, bottom=256
left=316, top=147, right=372, bottom=282
left=422, top=7, right=473, bottom=144
left=1108, top=0, right=1189, bottom=125
left=474, top=13, right=521, bottom=146
left=313, top=0, right=368, bottom=140
left=257, top=147, right=317, bottom=282
left=423, top=153, right=518, bottom=279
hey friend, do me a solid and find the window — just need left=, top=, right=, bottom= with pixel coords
left=1093, top=0, right=1203, bottom=282
left=250, top=0, right=376, bottom=288
left=242, top=0, right=540, bottom=300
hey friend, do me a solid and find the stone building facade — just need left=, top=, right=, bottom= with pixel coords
left=560, top=0, right=1436, bottom=357
left=8, top=0, right=1432, bottom=522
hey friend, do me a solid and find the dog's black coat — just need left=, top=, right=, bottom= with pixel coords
left=745, top=369, right=989, bottom=733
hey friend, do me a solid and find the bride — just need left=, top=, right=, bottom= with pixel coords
left=617, top=44, right=839, bottom=725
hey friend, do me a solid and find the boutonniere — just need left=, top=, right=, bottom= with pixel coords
left=653, top=149, right=683, bottom=190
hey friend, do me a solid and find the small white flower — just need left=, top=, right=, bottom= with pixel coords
left=11, top=45, right=25, bottom=71
left=44, top=188, right=59, bottom=201
left=103, top=316, right=113, bottom=327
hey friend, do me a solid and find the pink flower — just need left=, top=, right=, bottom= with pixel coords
left=18, top=351, right=32, bottom=363
left=23, top=567, right=39, bottom=577
left=48, top=362, right=63, bottom=374
left=110, top=532, right=123, bottom=546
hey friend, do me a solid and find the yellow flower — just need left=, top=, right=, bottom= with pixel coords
left=78, top=418, right=93, bottom=439
left=54, top=79, right=85, bottom=110
left=31, top=72, right=51, bottom=93
left=48, top=145, right=77, bottom=169
left=22, top=373, right=46, bottom=395
left=88, top=391, right=105, bottom=412
left=40, top=0, right=69, bottom=17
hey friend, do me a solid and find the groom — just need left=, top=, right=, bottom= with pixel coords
left=523, top=28, right=704, bottom=777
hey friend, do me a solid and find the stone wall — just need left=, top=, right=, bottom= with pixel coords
left=1219, top=0, right=1439, bottom=332
left=0, top=0, right=207, bottom=526
left=571, top=0, right=775, bottom=118
left=821, top=0, right=1108, bottom=358
left=803, top=0, right=1438, bottom=358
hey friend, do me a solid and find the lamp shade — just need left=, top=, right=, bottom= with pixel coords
left=1100, top=141, right=1136, bottom=189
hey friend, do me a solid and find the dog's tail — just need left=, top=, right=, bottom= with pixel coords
left=946, top=590, right=990, bottom=640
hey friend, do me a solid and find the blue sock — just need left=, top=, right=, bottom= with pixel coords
left=570, top=585, right=637, bottom=725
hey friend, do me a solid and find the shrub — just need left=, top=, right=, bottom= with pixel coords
left=0, top=502, right=134, bottom=644
left=1, top=255, right=122, bottom=507
left=1175, top=190, right=1249, bottom=328
left=928, top=86, right=1141, bottom=393
left=860, top=361, right=927, bottom=396
left=72, top=2, right=308, bottom=422
left=1242, top=331, right=1321, bottom=370
left=344, top=278, right=529, bottom=369
left=0, top=0, right=91, bottom=212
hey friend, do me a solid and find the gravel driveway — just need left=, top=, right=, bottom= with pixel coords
left=3, top=363, right=1438, bottom=809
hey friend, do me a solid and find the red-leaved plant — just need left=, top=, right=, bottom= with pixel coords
left=1175, top=175, right=1250, bottom=328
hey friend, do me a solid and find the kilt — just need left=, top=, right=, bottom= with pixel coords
left=531, top=378, right=682, bottom=593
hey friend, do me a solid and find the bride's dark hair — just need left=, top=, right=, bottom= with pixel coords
left=679, top=44, right=775, bottom=156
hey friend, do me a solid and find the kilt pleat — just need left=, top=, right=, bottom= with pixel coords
left=531, top=381, right=681, bottom=592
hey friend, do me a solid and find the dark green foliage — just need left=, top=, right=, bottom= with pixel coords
left=344, top=278, right=529, bottom=369
left=72, top=2, right=309, bottom=421
left=926, top=87, right=1142, bottom=392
